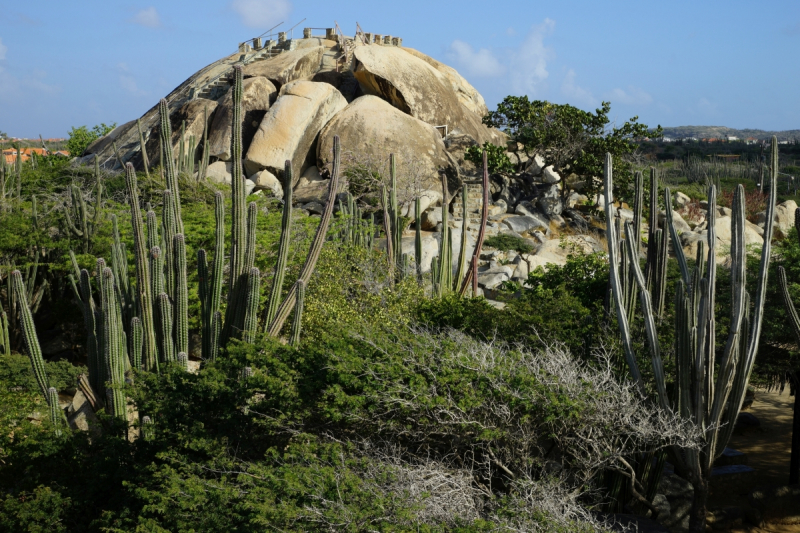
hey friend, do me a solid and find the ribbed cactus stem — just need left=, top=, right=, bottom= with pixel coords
left=199, top=105, right=210, bottom=181
left=157, top=293, right=175, bottom=363
left=173, top=234, right=189, bottom=356
left=243, top=267, right=260, bottom=344
left=177, top=352, right=188, bottom=370
left=158, top=99, right=183, bottom=235
left=162, top=190, right=177, bottom=300
left=266, top=136, right=342, bottom=337
left=0, top=310, right=10, bottom=357
left=101, top=267, right=126, bottom=421
left=210, top=311, right=221, bottom=361
left=389, top=154, right=401, bottom=273
left=266, top=161, right=294, bottom=328
left=459, top=149, right=490, bottom=297
left=131, top=317, right=143, bottom=371
left=10, top=270, right=49, bottom=400
left=415, top=197, right=422, bottom=283
left=137, top=118, right=150, bottom=178
left=454, top=184, right=468, bottom=291
left=290, top=280, right=305, bottom=347
left=48, top=387, right=62, bottom=436
left=125, top=164, right=158, bottom=371
left=206, top=192, right=225, bottom=359
left=198, top=248, right=209, bottom=357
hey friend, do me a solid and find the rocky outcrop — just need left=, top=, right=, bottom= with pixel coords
left=207, top=76, right=277, bottom=161
left=244, top=80, right=347, bottom=181
left=316, top=95, right=459, bottom=195
left=352, top=45, right=504, bottom=146
left=137, top=98, right=218, bottom=169
left=756, top=199, right=798, bottom=238
left=242, top=46, right=325, bottom=89
left=400, top=47, right=488, bottom=117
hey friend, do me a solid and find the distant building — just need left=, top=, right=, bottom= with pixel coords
left=726, top=135, right=738, bottom=141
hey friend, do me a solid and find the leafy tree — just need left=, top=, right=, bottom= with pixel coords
left=464, top=141, right=514, bottom=174
left=65, top=123, right=116, bottom=157
left=483, top=97, right=661, bottom=203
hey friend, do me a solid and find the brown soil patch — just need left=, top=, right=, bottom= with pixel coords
left=706, top=389, right=798, bottom=532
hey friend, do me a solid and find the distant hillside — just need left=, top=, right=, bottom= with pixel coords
left=659, top=126, right=800, bottom=141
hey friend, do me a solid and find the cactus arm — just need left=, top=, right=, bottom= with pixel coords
left=198, top=249, right=209, bottom=359
left=208, top=192, right=225, bottom=357
left=243, top=268, right=260, bottom=344
left=265, top=162, right=293, bottom=329
left=459, top=149, right=489, bottom=296
left=47, top=387, right=63, bottom=436
left=632, top=171, right=643, bottom=255
left=157, top=293, right=175, bottom=363
left=603, top=154, right=645, bottom=392
left=101, top=267, right=126, bottom=421
left=290, top=280, right=305, bottom=347
left=382, top=184, right=393, bottom=272
left=267, top=136, right=342, bottom=337
left=125, top=164, right=158, bottom=371
left=664, top=187, right=691, bottom=285
left=137, top=118, right=150, bottom=179
left=415, top=197, right=423, bottom=283
left=158, top=99, right=183, bottom=234
left=10, top=270, right=50, bottom=399
left=779, top=266, right=800, bottom=343
left=174, top=234, right=189, bottom=356
left=131, top=317, right=143, bottom=371
left=623, top=222, right=669, bottom=410
left=455, top=184, right=468, bottom=291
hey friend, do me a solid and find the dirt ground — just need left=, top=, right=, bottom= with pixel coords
left=706, top=389, right=798, bottom=532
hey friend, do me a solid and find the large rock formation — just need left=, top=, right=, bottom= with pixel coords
left=208, top=76, right=277, bottom=161
left=244, top=80, right=347, bottom=181
left=135, top=98, right=218, bottom=169
left=352, top=45, right=503, bottom=146
left=242, top=46, right=326, bottom=89
left=316, top=95, right=458, bottom=194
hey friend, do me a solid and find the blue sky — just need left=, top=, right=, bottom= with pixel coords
left=1, top=1, right=799, bottom=138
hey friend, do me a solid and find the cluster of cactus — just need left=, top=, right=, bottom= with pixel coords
left=64, top=156, right=105, bottom=253
left=381, top=154, right=409, bottom=281
left=337, top=192, right=375, bottom=249
left=604, top=137, right=778, bottom=529
left=176, top=119, right=197, bottom=176
left=10, top=271, right=64, bottom=435
left=456, top=149, right=490, bottom=297
left=197, top=105, right=211, bottom=181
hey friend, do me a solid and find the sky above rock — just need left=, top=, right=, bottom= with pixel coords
left=1, top=0, right=798, bottom=138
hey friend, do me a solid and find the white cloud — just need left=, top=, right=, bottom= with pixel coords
left=0, top=38, right=7, bottom=61
left=509, top=18, right=555, bottom=95
left=604, top=86, right=652, bottom=106
left=131, top=7, right=161, bottom=28
left=231, top=0, right=291, bottom=29
left=560, top=69, right=596, bottom=108
left=116, top=63, right=146, bottom=96
left=446, top=40, right=505, bottom=78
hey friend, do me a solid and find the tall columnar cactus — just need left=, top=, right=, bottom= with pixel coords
left=266, top=136, right=343, bottom=337
left=137, top=118, right=150, bottom=179
left=125, top=163, right=158, bottom=371
left=177, top=352, right=188, bottom=371
left=101, top=267, right=127, bottom=422
left=64, top=162, right=104, bottom=254
left=47, top=387, right=63, bottom=436
left=10, top=270, right=49, bottom=399
left=131, top=317, right=143, bottom=371
left=173, top=234, right=189, bottom=356
left=415, top=197, right=423, bottom=284
left=459, top=150, right=490, bottom=297
left=243, top=268, right=260, bottom=344
left=0, top=309, right=10, bottom=357
left=290, top=280, right=305, bottom=347
left=224, top=65, right=248, bottom=342
left=605, top=137, right=778, bottom=530
left=265, top=161, right=294, bottom=329
left=158, top=98, right=184, bottom=235
left=199, top=105, right=210, bottom=181
left=454, top=184, right=469, bottom=291
left=199, top=192, right=225, bottom=360
left=389, top=155, right=402, bottom=275
left=162, top=190, right=177, bottom=301
left=157, top=293, right=175, bottom=363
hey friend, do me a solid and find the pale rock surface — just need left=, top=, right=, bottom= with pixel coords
left=527, top=236, right=604, bottom=272
left=250, top=169, right=283, bottom=197
left=401, top=189, right=443, bottom=217
left=675, top=191, right=691, bottom=208
left=542, top=165, right=561, bottom=184
left=526, top=153, right=546, bottom=175
left=756, top=199, right=798, bottom=238
left=537, top=184, right=563, bottom=217
left=208, top=76, right=277, bottom=161
left=242, top=46, right=325, bottom=89
left=205, top=161, right=255, bottom=195
left=245, top=80, right=347, bottom=180
left=503, top=214, right=550, bottom=234
left=659, top=210, right=692, bottom=234
left=352, top=45, right=504, bottom=146
left=293, top=166, right=329, bottom=203
left=316, top=95, right=458, bottom=194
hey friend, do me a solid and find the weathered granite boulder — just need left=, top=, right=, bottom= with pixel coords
left=352, top=45, right=504, bottom=146
left=756, top=199, right=798, bottom=238
left=316, top=95, right=458, bottom=195
left=205, top=161, right=256, bottom=195
left=293, top=165, right=329, bottom=203
left=249, top=169, right=283, bottom=197
left=208, top=76, right=277, bottom=161
left=244, top=80, right=347, bottom=181
left=401, top=47, right=489, bottom=117
left=242, top=46, right=325, bottom=89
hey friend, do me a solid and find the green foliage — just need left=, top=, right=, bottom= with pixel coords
left=464, top=142, right=514, bottom=174
left=65, top=123, right=115, bottom=158
left=524, top=249, right=610, bottom=309
left=0, top=354, right=84, bottom=393
left=484, top=96, right=661, bottom=202
left=483, top=233, right=534, bottom=254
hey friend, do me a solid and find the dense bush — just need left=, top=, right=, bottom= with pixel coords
left=483, top=233, right=534, bottom=253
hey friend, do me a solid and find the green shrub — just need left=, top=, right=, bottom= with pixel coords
left=483, top=234, right=535, bottom=254
left=65, top=123, right=115, bottom=158
left=465, top=141, right=514, bottom=174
